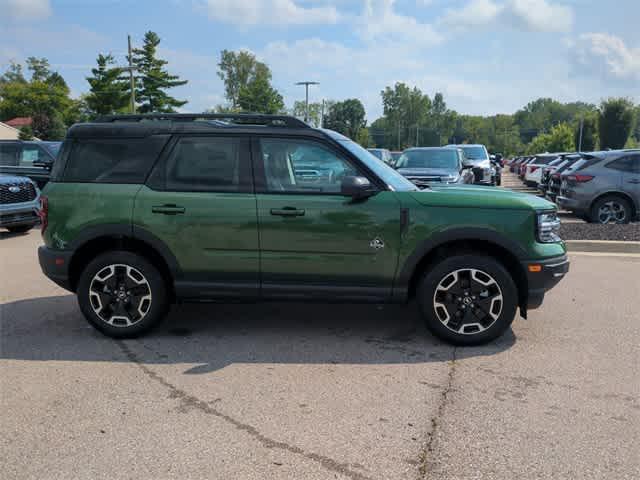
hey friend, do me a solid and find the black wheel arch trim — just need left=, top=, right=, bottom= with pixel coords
left=66, top=223, right=182, bottom=279
left=395, top=227, right=529, bottom=289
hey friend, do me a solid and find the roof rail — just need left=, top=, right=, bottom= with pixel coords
left=94, top=113, right=309, bottom=128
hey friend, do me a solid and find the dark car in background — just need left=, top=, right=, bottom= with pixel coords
left=0, top=140, right=61, bottom=188
left=390, top=151, right=402, bottom=165
left=556, top=150, right=640, bottom=223
left=394, top=147, right=475, bottom=188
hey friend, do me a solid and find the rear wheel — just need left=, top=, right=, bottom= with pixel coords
left=590, top=195, right=631, bottom=224
left=77, top=251, right=169, bottom=338
left=417, top=255, right=517, bottom=346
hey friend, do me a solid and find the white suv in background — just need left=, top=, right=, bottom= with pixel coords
left=524, top=153, right=569, bottom=187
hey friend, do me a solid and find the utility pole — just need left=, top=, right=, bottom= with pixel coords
left=127, top=35, right=136, bottom=113
left=578, top=117, right=584, bottom=152
left=295, top=81, right=319, bottom=122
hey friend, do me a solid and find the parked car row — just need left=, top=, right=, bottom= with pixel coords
left=367, top=144, right=502, bottom=188
left=506, top=149, right=640, bottom=224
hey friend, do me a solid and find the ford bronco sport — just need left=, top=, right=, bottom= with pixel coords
left=38, top=114, right=569, bottom=345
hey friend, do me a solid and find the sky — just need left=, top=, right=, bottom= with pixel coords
left=1, top=0, right=639, bottom=120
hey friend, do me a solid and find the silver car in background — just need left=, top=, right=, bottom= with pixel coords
left=0, top=174, right=40, bottom=233
left=445, top=144, right=494, bottom=185
left=556, top=150, right=639, bottom=224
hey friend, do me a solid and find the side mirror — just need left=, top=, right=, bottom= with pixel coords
left=341, top=176, right=377, bottom=200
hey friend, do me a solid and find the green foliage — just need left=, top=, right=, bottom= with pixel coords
left=514, top=98, right=596, bottom=143
left=131, top=31, right=188, bottom=113
left=18, top=126, right=34, bottom=140
left=323, top=99, right=367, bottom=141
left=356, top=126, right=370, bottom=147
left=292, top=100, right=323, bottom=127
left=237, top=63, right=284, bottom=114
left=0, top=58, right=77, bottom=139
left=598, top=98, right=634, bottom=149
left=216, top=49, right=283, bottom=114
left=85, top=54, right=131, bottom=116
left=526, top=123, right=574, bottom=154
left=574, top=114, right=598, bottom=151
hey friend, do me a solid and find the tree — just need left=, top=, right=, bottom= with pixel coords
left=237, top=63, right=284, bottom=114
left=85, top=54, right=131, bottom=116
left=18, top=126, right=34, bottom=140
left=131, top=31, right=188, bottom=113
left=381, top=83, right=431, bottom=148
left=527, top=123, right=574, bottom=154
left=574, top=114, right=598, bottom=151
left=0, top=58, right=76, bottom=139
left=217, top=50, right=264, bottom=110
left=324, top=99, right=367, bottom=140
left=598, top=98, right=635, bottom=149
left=292, top=100, right=322, bottom=127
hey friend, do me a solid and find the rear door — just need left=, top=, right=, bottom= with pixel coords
left=607, top=154, right=640, bottom=211
left=133, top=135, right=260, bottom=298
left=252, top=135, right=401, bottom=301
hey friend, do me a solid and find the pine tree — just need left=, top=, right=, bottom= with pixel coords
left=131, top=31, right=188, bottom=113
left=85, top=54, right=131, bottom=116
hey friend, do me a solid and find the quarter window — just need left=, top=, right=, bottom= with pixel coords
left=606, top=155, right=640, bottom=173
left=259, top=138, right=360, bottom=194
left=165, top=136, right=250, bottom=193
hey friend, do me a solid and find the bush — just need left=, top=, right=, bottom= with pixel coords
left=598, top=98, right=634, bottom=149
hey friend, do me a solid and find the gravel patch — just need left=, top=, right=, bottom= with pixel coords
left=561, top=222, right=640, bottom=241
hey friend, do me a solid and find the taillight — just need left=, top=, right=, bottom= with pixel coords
left=567, top=174, right=594, bottom=183
left=39, top=195, right=48, bottom=235
left=529, top=166, right=540, bottom=173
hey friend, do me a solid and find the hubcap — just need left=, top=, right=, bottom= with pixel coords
left=598, top=201, right=626, bottom=224
left=433, top=268, right=503, bottom=335
left=89, top=264, right=152, bottom=327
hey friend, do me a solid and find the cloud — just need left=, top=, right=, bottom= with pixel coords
left=440, top=0, right=573, bottom=33
left=359, top=0, right=443, bottom=47
left=569, top=33, right=640, bottom=82
left=0, top=0, right=51, bottom=20
left=200, top=0, right=340, bottom=26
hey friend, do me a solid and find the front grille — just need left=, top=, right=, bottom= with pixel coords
left=472, top=167, right=485, bottom=182
left=0, top=182, right=37, bottom=204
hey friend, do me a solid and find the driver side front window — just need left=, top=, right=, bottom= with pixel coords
left=260, top=138, right=359, bottom=194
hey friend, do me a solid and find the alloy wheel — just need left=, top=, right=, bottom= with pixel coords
left=89, top=264, right=152, bottom=327
left=432, top=268, right=503, bottom=335
left=597, top=201, right=627, bottom=224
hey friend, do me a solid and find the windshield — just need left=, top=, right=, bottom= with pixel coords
left=327, top=133, right=417, bottom=191
left=42, top=142, right=62, bottom=157
left=396, top=150, right=459, bottom=170
left=459, top=146, right=488, bottom=161
left=367, top=149, right=383, bottom=160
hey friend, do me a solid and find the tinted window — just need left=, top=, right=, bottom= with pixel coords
left=368, top=149, right=383, bottom=160
left=42, top=142, right=61, bottom=157
left=459, top=146, right=488, bottom=160
left=606, top=155, right=640, bottom=173
left=0, top=143, right=19, bottom=166
left=396, top=149, right=459, bottom=169
left=260, top=138, right=360, bottom=194
left=165, top=136, right=250, bottom=192
left=64, top=136, right=168, bottom=183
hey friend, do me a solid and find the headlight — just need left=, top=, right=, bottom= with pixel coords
left=445, top=175, right=459, bottom=183
left=536, top=211, right=561, bottom=243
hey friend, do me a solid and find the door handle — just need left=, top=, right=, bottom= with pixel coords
left=628, top=179, right=640, bottom=184
left=270, top=207, right=305, bottom=217
left=152, top=204, right=185, bottom=215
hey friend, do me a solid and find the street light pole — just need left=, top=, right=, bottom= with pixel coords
left=578, top=117, right=584, bottom=152
left=295, top=81, right=319, bottom=123
left=127, top=35, right=136, bottom=113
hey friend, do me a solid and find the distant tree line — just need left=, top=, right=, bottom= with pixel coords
left=1, top=40, right=639, bottom=152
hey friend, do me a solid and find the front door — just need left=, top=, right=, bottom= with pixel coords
left=133, top=135, right=260, bottom=298
left=253, top=136, right=401, bottom=301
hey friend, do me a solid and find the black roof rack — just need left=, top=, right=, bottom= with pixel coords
left=94, top=113, right=309, bottom=128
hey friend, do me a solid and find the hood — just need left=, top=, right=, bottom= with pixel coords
left=397, top=167, right=457, bottom=177
left=409, top=184, right=555, bottom=210
left=0, top=174, right=35, bottom=185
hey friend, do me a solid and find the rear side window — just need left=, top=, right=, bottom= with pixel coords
left=606, top=155, right=640, bottom=173
left=0, top=143, right=19, bottom=166
left=163, top=136, right=252, bottom=193
left=63, top=136, right=168, bottom=183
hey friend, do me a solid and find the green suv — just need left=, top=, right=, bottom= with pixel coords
left=38, top=114, right=569, bottom=345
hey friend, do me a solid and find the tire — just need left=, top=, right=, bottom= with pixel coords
left=77, top=250, right=169, bottom=338
left=590, top=195, right=632, bottom=224
left=417, top=254, right=518, bottom=346
left=495, top=175, right=501, bottom=186
left=6, top=225, right=34, bottom=233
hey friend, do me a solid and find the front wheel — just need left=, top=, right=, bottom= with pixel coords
left=77, top=251, right=169, bottom=338
left=417, top=255, right=517, bottom=346
left=590, top=195, right=631, bottom=224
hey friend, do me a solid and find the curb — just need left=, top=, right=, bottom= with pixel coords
left=565, top=240, right=640, bottom=254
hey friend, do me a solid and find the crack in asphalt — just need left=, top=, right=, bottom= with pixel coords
left=116, top=340, right=374, bottom=480
left=418, top=347, right=457, bottom=479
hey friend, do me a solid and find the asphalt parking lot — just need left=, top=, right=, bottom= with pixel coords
left=1, top=230, right=639, bottom=480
